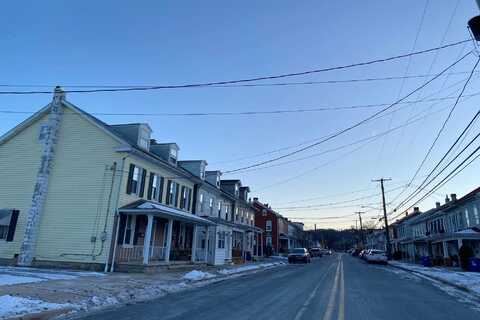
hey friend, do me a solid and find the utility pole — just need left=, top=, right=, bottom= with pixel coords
left=372, top=178, right=392, bottom=260
left=355, top=211, right=365, bottom=248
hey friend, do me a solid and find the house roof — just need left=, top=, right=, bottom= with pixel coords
left=0, top=97, right=200, bottom=182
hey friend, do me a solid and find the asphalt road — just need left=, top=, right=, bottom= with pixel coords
left=79, top=254, right=480, bottom=320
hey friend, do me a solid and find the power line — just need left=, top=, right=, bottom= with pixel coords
left=1, top=71, right=478, bottom=90
left=223, top=52, right=473, bottom=174
left=394, top=57, right=480, bottom=210
left=0, top=40, right=471, bottom=95
left=212, top=77, right=480, bottom=165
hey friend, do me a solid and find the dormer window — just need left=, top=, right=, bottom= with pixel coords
left=235, top=184, right=239, bottom=197
left=138, top=126, right=151, bottom=150
left=216, top=175, right=220, bottom=187
left=169, top=147, right=178, bottom=165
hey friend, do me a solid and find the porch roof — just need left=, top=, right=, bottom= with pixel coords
left=431, top=227, right=480, bottom=243
left=119, top=200, right=216, bottom=226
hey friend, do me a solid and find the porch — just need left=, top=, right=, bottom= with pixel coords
left=112, top=200, right=215, bottom=271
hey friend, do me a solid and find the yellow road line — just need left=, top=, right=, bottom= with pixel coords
left=322, top=259, right=341, bottom=320
left=337, top=258, right=345, bottom=320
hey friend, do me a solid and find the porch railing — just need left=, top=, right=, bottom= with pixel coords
left=150, top=246, right=166, bottom=261
left=116, top=245, right=144, bottom=263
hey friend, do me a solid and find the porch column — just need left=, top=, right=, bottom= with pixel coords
left=191, top=225, right=198, bottom=263
left=442, top=241, right=449, bottom=259
left=143, top=214, right=154, bottom=265
left=165, top=219, right=173, bottom=263
left=260, top=232, right=263, bottom=257
left=204, top=226, right=209, bottom=263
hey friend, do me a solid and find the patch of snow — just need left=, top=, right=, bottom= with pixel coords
left=0, top=274, right=45, bottom=286
left=391, top=261, right=480, bottom=296
left=182, top=270, right=216, bottom=281
left=218, top=261, right=285, bottom=275
left=0, top=295, right=74, bottom=319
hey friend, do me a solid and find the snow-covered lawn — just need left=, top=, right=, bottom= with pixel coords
left=182, top=270, right=216, bottom=281
left=390, top=261, right=480, bottom=296
left=0, top=266, right=103, bottom=286
left=0, top=295, right=74, bottom=319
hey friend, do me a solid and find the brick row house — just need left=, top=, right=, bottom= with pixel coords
left=0, top=88, right=270, bottom=271
left=367, top=186, right=480, bottom=267
left=252, top=199, right=309, bottom=256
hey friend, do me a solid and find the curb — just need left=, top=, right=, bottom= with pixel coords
left=389, top=263, right=480, bottom=300
left=7, top=307, right=73, bottom=320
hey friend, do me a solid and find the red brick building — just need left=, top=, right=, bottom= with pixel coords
left=252, top=198, right=282, bottom=256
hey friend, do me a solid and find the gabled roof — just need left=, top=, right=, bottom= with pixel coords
left=0, top=98, right=200, bottom=182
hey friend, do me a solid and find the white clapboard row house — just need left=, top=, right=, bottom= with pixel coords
left=0, top=87, right=261, bottom=272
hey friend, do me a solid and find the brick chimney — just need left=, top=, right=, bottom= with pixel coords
left=450, top=193, right=457, bottom=202
left=18, top=87, right=65, bottom=266
left=436, top=202, right=441, bottom=208
left=445, top=194, right=450, bottom=204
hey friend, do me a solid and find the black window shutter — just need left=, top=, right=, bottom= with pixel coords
left=175, top=183, right=180, bottom=207
left=6, top=210, right=19, bottom=242
left=126, top=164, right=135, bottom=194
left=139, top=169, right=147, bottom=197
left=180, top=186, right=186, bottom=209
left=166, top=180, right=172, bottom=204
left=147, top=173, right=154, bottom=200
left=159, top=177, right=165, bottom=203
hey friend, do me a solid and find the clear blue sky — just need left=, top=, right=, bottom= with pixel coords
left=1, top=0, right=480, bottom=229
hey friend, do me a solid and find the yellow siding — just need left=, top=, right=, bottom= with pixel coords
left=1, top=105, right=196, bottom=265
left=0, top=113, right=47, bottom=259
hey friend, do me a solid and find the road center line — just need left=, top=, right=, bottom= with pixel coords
left=337, top=258, right=345, bottom=320
left=293, top=260, right=336, bottom=320
left=322, top=258, right=342, bottom=320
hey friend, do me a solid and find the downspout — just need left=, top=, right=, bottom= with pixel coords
left=108, top=155, right=128, bottom=272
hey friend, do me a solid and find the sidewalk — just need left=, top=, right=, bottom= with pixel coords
left=0, top=260, right=286, bottom=320
left=390, top=261, right=480, bottom=298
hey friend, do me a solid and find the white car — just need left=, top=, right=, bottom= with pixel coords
left=365, top=250, right=388, bottom=264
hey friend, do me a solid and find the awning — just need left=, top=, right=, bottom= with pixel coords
left=119, top=200, right=215, bottom=226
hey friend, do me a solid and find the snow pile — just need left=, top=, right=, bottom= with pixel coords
left=0, top=274, right=45, bottom=286
left=391, top=261, right=480, bottom=295
left=182, top=270, right=216, bottom=281
left=218, top=261, right=285, bottom=275
left=0, top=295, right=74, bottom=319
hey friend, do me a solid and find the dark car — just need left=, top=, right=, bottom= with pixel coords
left=309, top=248, right=323, bottom=257
left=288, top=248, right=311, bottom=263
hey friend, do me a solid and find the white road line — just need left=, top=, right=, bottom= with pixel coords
left=322, top=258, right=342, bottom=320
left=337, top=258, right=345, bottom=320
left=293, top=261, right=336, bottom=320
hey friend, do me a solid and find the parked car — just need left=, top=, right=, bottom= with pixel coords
left=288, top=248, right=311, bottom=264
left=359, top=249, right=370, bottom=260
left=309, top=248, right=323, bottom=257
left=365, top=250, right=388, bottom=264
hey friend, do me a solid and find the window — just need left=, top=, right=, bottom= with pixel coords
left=266, top=236, right=272, bottom=246
left=218, top=231, right=225, bottom=249
left=235, top=207, right=239, bottom=221
left=169, top=147, right=178, bottom=164
left=0, top=209, right=19, bottom=241
left=121, top=215, right=136, bottom=245
left=266, top=220, right=272, bottom=231
left=199, top=194, right=204, bottom=212
left=465, top=208, right=471, bottom=227
left=474, top=205, right=480, bottom=225
left=138, top=127, right=150, bottom=150
left=218, top=201, right=222, bottom=218
left=126, top=164, right=146, bottom=196
left=235, top=184, right=239, bottom=196
left=216, top=175, right=220, bottom=187
left=225, top=205, right=229, bottom=221
left=209, top=198, right=214, bottom=215
left=180, top=186, right=187, bottom=209
left=147, top=173, right=164, bottom=202
left=166, top=180, right=179, bottom=206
